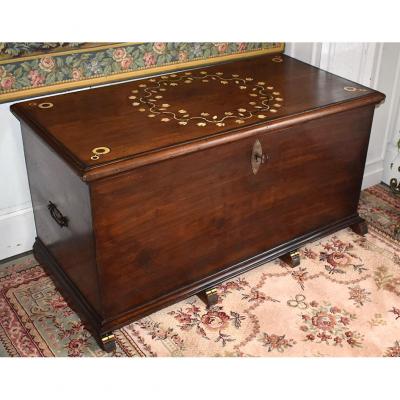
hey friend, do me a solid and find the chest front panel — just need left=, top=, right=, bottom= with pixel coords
left=91, top=106, right=374, bottom=317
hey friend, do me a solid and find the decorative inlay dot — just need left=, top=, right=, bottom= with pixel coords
left=201, top=112, right=210, bottom=116
left=38, top=102, right=53, bottom=109
left=249, top=102, right=256, bottom=105
left=159, top=88, right=166, bottom=91
left=258, top=114, right=267, bottom=119
left=257, top=81, right=266, bottom=85
left=131, top=89, right=138, bottom=93
left=139, top=108, right=146, bottom=112
left=161, top=118, right=170, bottom=122
left=139, top=84, right=147, bottom=87
left=179, top=121, right=187, bottom=125
left=170, top=83, right=178, bottom=86
left=272, top=92, right=280, bottom=95
left=239, top=86, right=247, bottom=90
left=197, top=122, right=206, bottom=126
left=148, top=114, right=156, bottom=118
left=238, top=108, right=247, bottom=112
left=90, top=146, right=110, bottom=161
left=267, top=86, right=273, bottom=90
left=155, top=95, right=163, bottom=99
left=232, top=74, right=239, bottom=77
left=274, top=103, right=281, bottom=107
left=149, top=79, right=156, bottom=82
left=235, top=119, right=245, bottom=124
left=200, top=71, right=207, bottom=74
left=225, top=112, right=233, bottom=116
left=249, top=93, right=258, bottom=97
left=272, top=56, right=283, bottom=63
left=132, top=102, right=140, bottom=106
left=270, top=109, right=277, bottom=113
left=184, top=80, right=192, bottom=83
left=216, top=122, right=225, bottom=126
left=184, top=72, right=192, bottom=75
left=162, top=104, right=170, bottom=108
left=179, top=110, right=187, bottom=114
left=245, top=77, right=253, bottom=81
left=344, top=86, right=367, bottom=92
left=275, top=98, right=283, bottom=101
left=129, top=95, right=137, bottom=99
left=216, top=72, right=223, bottom=75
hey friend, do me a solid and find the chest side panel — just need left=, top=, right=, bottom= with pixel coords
left=91, top=106, right=374, bottom=318
left=21, top=123, right=102, bottom=315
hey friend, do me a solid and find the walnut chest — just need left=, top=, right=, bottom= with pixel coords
left=11, top=53, right=385, bottom=351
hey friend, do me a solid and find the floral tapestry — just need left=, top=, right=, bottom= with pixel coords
left=0, top=42, right=284, bottom=103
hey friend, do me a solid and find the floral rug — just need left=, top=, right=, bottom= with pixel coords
left=1, top=184, right=399, bottom=357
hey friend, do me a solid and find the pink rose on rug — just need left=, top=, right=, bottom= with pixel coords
left=153, top=42, right=166, bottom=54
left=174, top=313, right=193, bottom=325
left=39, top=55, right=55, bottom=72
left=340, top=316, right=350, bottom=325
left=327, top=252, right=351, bottom=267
left=178, top=51, right=187, bottom=62
left=120, top=56, right=133, bottom=70
left=201, top=310, right=230, bottom=330
left=1, top=74, right=15, bottom=90
left=311, top=311, right=336, bottom=331
left=50, top=296, right=68, bottom=310
left=67, top=338, right=86, bottom=357
left=143, top=52, right=156, bottom=67
left=72, top=68, right=83, bottom=81
left=112, top=48, right=127, bottom=62
left=28, top=70, right=44, bottom=87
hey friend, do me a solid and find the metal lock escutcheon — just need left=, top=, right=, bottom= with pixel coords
left=251, top=139, right=269, bottom=175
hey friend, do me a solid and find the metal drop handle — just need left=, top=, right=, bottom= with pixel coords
left=48, top=201, right=69, bottom=228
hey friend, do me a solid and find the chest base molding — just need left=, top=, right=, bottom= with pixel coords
left=33, top=213, right=366, bottom=350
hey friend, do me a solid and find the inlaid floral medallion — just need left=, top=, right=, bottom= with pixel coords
left=129, top=69, right=284, bottom=127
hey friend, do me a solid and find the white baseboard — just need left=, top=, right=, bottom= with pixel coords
left=362, top=158, right=384, bottom=189
left=0, top=207, right=36, bottom=261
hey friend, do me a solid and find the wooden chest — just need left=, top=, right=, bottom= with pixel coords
left=11, top=53, right=385, bottom=351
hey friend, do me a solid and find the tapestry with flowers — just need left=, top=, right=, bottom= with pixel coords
left=0, top=42, right=284, bottom=103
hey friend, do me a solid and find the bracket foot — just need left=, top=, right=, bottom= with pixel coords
left=350, top=219, right=368, bottom=236
left=280, top=249, right=301, bottom=268
left=100, top=332, right=116, bottom=353
left=199, top=288, right=219, bottom=308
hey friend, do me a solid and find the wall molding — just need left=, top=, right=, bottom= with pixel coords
left=0, top=206, right=35, bottom=260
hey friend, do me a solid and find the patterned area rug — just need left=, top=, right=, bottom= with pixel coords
left=1, top=184, right=399, bottom=357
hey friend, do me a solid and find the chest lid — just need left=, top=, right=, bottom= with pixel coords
left=11, top=53, right=384, bottom=181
